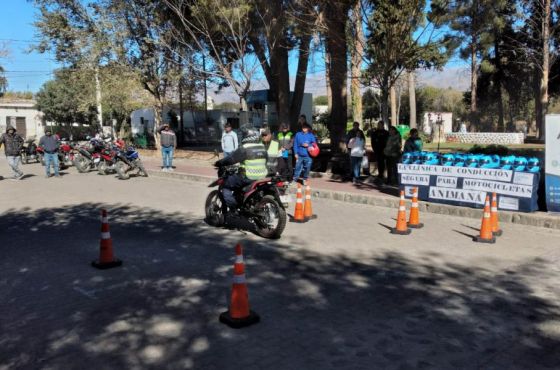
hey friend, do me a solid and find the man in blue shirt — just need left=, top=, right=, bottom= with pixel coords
left=293, top=119, right=316, bottom=184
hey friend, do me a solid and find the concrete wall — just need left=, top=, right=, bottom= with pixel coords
left=445, top=132, right=525, bottom=145
left=0, top=100, right=45, bottom=140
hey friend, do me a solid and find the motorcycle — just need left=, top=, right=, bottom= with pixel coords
left=73, top=138, right=104, bottom=173
left=21, top=139, right=40, bottom=164
left=205, top=165, right=288, bottom=239
left=59, top=140, right=75, bottom=167
left=114, top=146, right=148, bottom=179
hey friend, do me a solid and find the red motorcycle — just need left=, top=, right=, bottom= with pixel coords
left=205, top=165, right=288, bottom=239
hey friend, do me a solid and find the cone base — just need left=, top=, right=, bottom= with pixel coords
left=473, top=236, right=496, bottom=244
left=391, top=228, right=411, bottom=235
left=91, top=259, right=123, bottom=269
left=219, top=310, right=260, bottom=328
left=493, top=229, right=503, bottom=236
left=408, top=223, right=424, bottom=229
left=290, top=218, right=308, bottom=223
left=304, top=215, right=318, bottom=221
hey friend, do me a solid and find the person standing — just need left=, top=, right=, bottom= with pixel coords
left=0, top=125, right=24, bottom=180
left=261, top=128, right=280, bottom=176
left=384, top=126, right=402, bottom=186
left=370, top=120, right=389, bottom=181
left=39, top=128, right=61, bottom=178
left=276, top=123, right=294, bottom=181
left=159, top=123, right=177, bottom=172
left=293, top=121, right=317, bottom=184
left=348, top=130, right=366, bottom=184
left=221, top=122, right=238, bottom=158
left=403, top=128, right=423, bottom=153
left=346, top=121, right=364, bottom=145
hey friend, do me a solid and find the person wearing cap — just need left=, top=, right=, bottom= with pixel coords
left=276, top=123, right=294, bottom=182
left=221, top=122, right=238, bottom=158
left=293, top=120, right=316, bottom=184
left=261, top=128, right=280, bottom=176
left=39, top=128, right=61, bottom=178
left=159, top=123, right=177, bottom=172
left=0, top=125, right=25, bottom=180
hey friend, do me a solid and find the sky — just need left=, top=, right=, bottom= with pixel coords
left=0, top=1, right=61, bottom=92
left=0, top=0, right=470, bottom=101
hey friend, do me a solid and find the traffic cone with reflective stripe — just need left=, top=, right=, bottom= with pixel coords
left=407, top=187, right=423, bottom=229
left=91, top=209, right=123, bottom=269
left=473, top=195, right=496, bottom=244
left=303, top=181, right=317, bottom=221
left=219, top=243, right=260, bottom=328
left=391, top=191, right=411, bottom=235
left=491, top=192, right=503, bottom=236
left=290, top=183, right=306, bottom=223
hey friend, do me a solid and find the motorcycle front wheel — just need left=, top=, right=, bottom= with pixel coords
left=98, top=161, right=108, bottom=175
left=205, top=190, right=225, bottom=227
left=253, top=195, right=286, bottom=239
left=136, top=159, right=148, bottom=177
left=115, top=161, right=130, bottom=180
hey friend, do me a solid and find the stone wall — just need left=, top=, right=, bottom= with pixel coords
left=445, top=133, right=524, bottom=145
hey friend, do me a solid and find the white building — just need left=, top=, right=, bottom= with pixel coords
left=421, top=112, right=453, bottom=136
left=0, top=99, right=45, bottom=139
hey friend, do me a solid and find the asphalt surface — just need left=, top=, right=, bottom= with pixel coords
left=2, top=158, right=560, bottom=370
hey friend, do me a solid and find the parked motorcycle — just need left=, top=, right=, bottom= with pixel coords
left=205, top=165, right=288, bottom=239
left=59, top=140, right=75, bottom=167
left=114, top=146, right=148, bottom=179
left=73, top=138, right=104, bottom=173
left=21, top=139, right=40, bottom=164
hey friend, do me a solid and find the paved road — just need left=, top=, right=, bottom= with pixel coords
left=2, top=159, right=560, bottom=370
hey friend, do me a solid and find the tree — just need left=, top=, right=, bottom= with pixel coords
left=314, top=95, right=328, bottom=105
left=349, top=0, right=365, bottom=126
left=0, top=66, right=7, bottom=97
left=363, top=0, right=450, bottom=127
left=431, top=0, right=507, bottom=127
left=35, top=68, right=97, bottom=127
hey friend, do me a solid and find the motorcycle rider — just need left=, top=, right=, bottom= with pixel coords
left=214, top=129, right=268, bottom=211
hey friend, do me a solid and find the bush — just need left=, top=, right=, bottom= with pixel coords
left=467, top=144, right=509, bottom=156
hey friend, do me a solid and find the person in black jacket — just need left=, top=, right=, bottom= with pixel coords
left=0, top=125, right=24, bottom=179
left=369, top=121, right=389, bottom=180
left=39, top=129, right=61, bottom=178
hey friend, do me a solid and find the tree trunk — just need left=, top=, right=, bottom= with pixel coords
left=179, top=77, right=184, bottom=145
left=325, top=0, right=350, bottom=151
left=381, top=85, right=389, bottom=127
left=270, top=36, right=291, bottom=128
left=470, top=42, right=478, bottom=127
left=153, top=99, right=164, bottom=153
left=290, top=34, right=312, bottom=130
left=390, top=85, right=397, bottom=126
left=350, top=0, right=364, bottom=126
left=94, top=67, right=103, bottom=128
left=325, top=47, right=332, bottom=111
left=408, top=71, right=417, bottom=128
left=538, top=0, right=551, bottom=140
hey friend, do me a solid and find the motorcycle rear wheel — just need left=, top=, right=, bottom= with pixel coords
left=98, top=161, right=108, bottom=175
left=205, top=190, right=225, bottom=227
left=116, top=161, right=130, bottom=180
left=253, top=195, right=286, bottom=239
left=136, top=160, right=148, bottom=177
left=74, top=155, right=90, bottom=173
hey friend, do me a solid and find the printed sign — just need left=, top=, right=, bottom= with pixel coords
left=401, top=174, right=430, bottom=186
left=499, top=196, right=520, bottom=211
left=462, top=179, right=533, bottom=198
left=513, top=172, right=535, bottom=186
left=429, top=187, right=487, bottom=205
left=436, top=176, right=458, bottom=188
left=545, top=115, right=560, bottom=212
left=398, top=164, right=513, bottom=182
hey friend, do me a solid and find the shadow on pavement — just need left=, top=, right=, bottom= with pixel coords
left=1, top=204, right=559, bottom=369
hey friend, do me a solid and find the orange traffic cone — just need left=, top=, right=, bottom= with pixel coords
left=407, top=187, right=423, bottom=229
left=391, top=191, right=411, bottom=235
left=290, top=183, right=306, bottom=223
left=219, top=243, right=260, bottom=328
left=303, top=181, right=317, bottom=221
left=473, top=195, right=496, bottom=244
left=91, top=209, right=123, bottom=269
left=490, top=192, right=503, bottom=236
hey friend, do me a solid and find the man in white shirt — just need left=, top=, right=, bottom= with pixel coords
left=221, top=123, right=238, bottom=158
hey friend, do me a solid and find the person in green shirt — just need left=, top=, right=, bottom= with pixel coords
left=403, top=128, right=423, bottom=153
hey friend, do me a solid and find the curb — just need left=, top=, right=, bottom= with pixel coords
left=147, top=169, right=560, bottom=230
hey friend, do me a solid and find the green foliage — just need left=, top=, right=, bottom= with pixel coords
left=313, top=95, right=328, bottom=106
left=1, top=91, right=34, bottom=100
